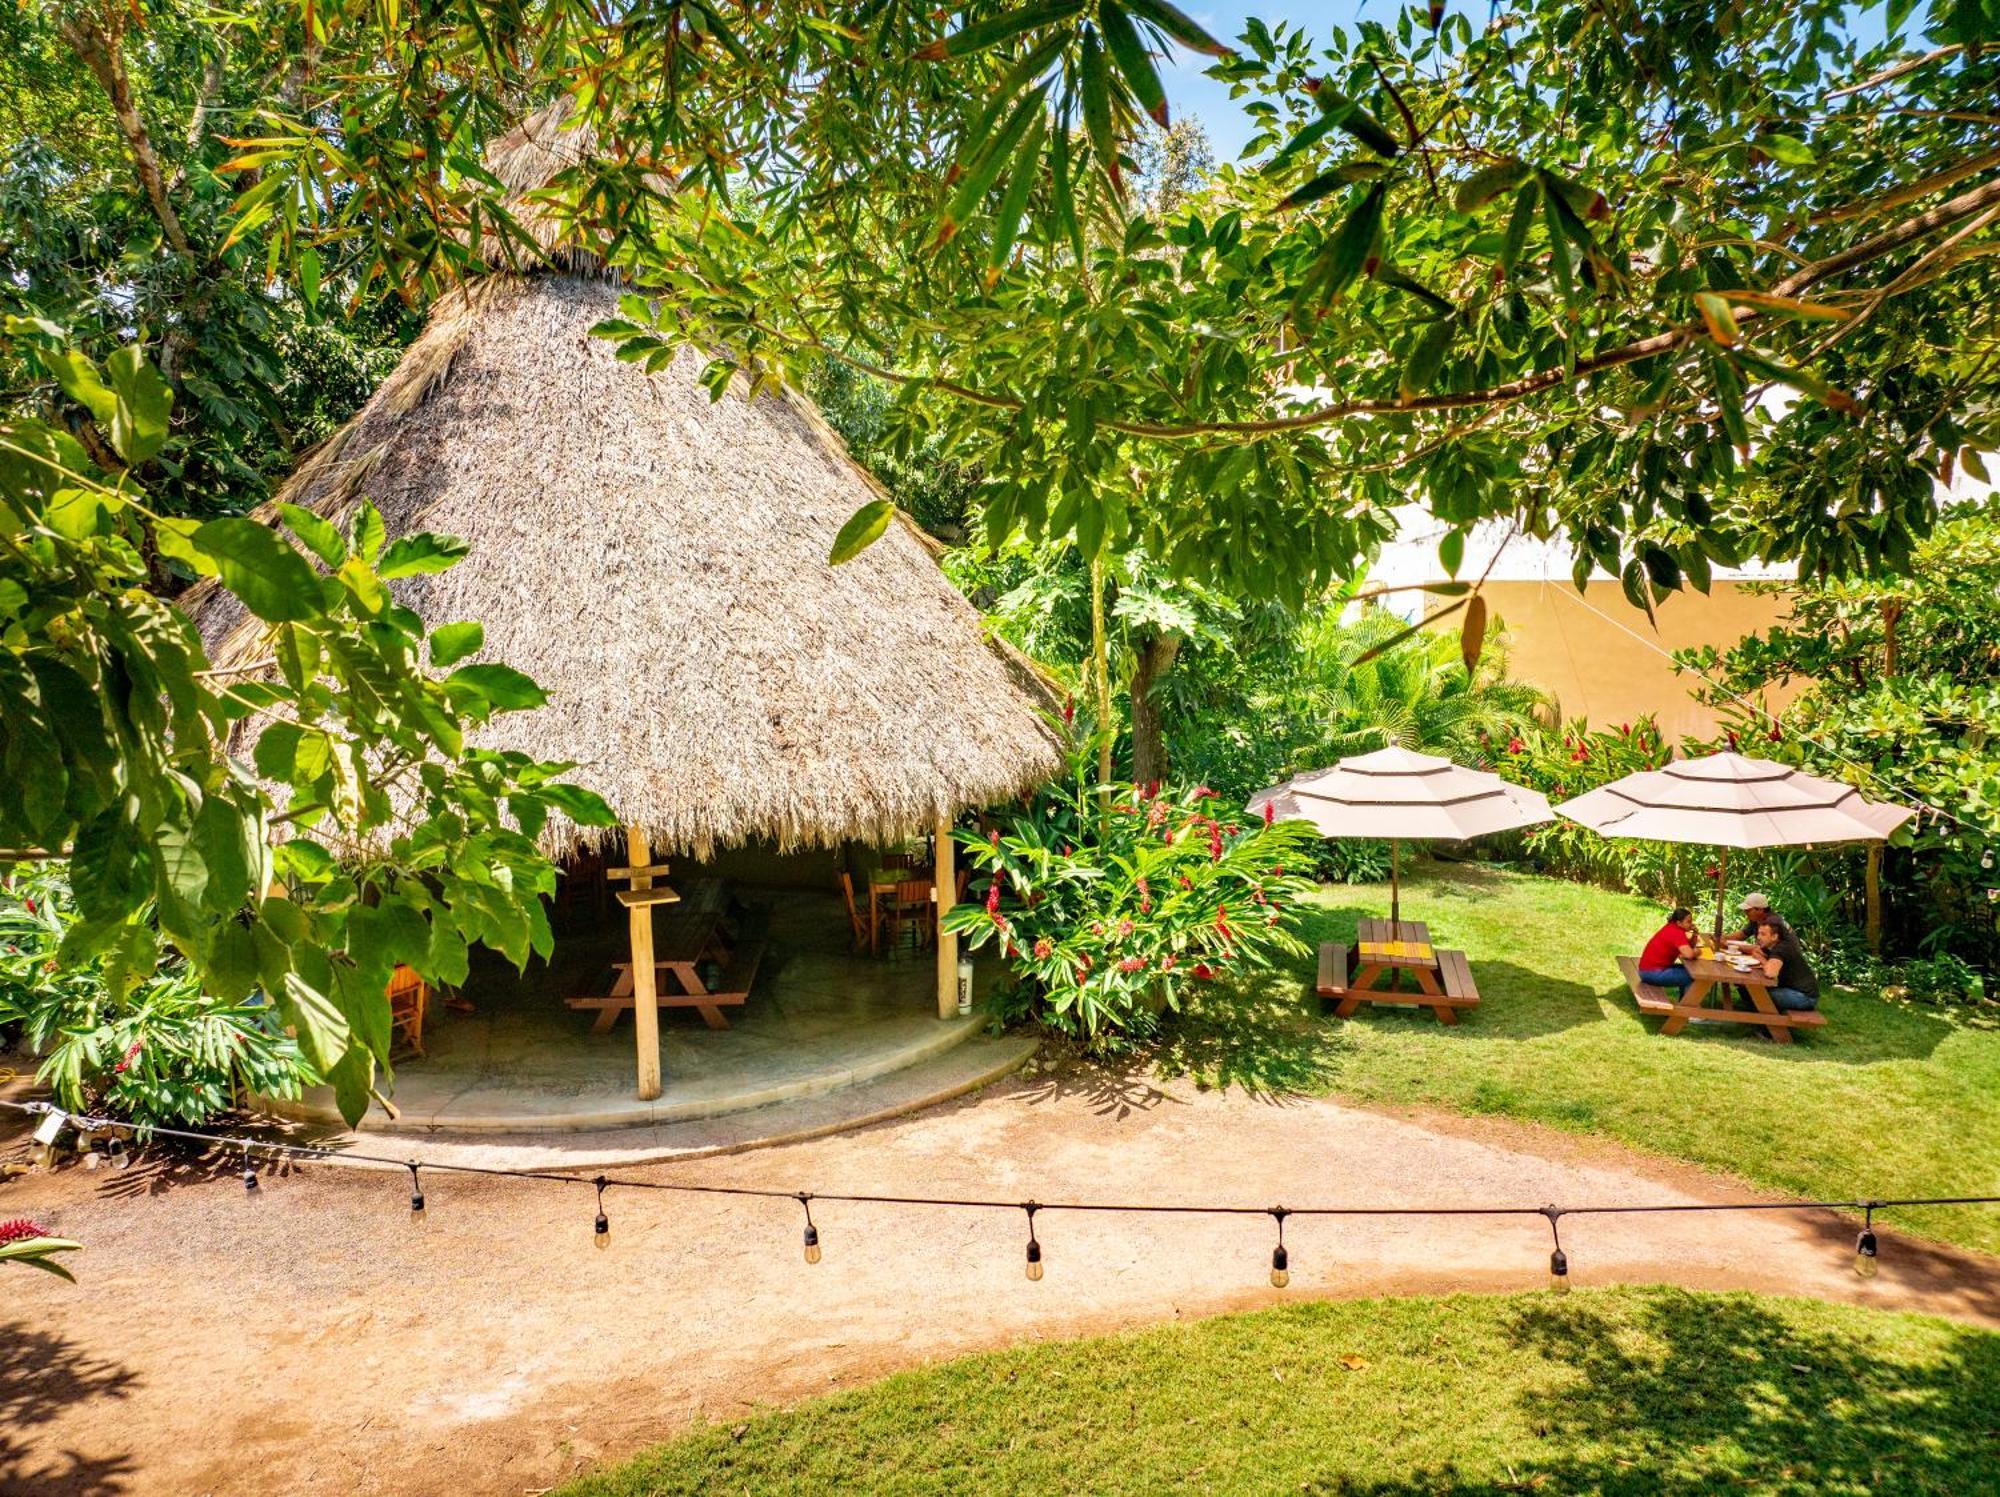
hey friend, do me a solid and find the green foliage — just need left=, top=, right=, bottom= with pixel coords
left=1164, top=604, right=1549, bottom=803
left=1676, top=500, right=2000, bottom=975
left=0, top=0, right=414, bottom=522
left=164, top=0, right=1995, bottom=606
left=0, top=1219, right=82, bottom=1282
left=0, top=338, right=616, bottom=1125
left=0, top=866, right=316, bottom=1130
left=942, top=754, right=1317, bottom=1048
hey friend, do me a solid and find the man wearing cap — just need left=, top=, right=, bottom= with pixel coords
left=1726, top=893, right=1791, bottom=952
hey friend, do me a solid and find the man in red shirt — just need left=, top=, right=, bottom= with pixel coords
left=1639, top=907, right=1699, bottom=992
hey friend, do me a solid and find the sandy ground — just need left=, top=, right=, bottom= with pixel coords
left=5, top=1069, right=1997, bottom=1497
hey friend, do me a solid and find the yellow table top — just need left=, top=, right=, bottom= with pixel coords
left=1359, top=940, right=1436, bottom=963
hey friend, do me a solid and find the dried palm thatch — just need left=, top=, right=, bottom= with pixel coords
left=185, top=108, right=1064, bottom=859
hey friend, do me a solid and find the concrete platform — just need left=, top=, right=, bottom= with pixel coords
left=267, top=893, right=1022, bottom=1139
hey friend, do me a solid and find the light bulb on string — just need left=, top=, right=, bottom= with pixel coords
left=593, top=1175, right=611, bottom=1251
left=798, top=1193, right=821, bottom=1265
left=242, top=1147, right=260, bottom=1196
left=1855, top=1204, right=1880, bottom=1279
left=1542, top=1205, right=1569, bottom=1294
left=1023, top=1203, right=1043, bottom=1282
left=407, top=1161, right=426, bottom=1224
left=107, top=1135, right=129, bottom=1170
left=1268, top=1207, right=1291, bottom=1289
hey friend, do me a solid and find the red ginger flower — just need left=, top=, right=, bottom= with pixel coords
left=1507, top=737, right=1525, bottom=754
left=1193, top=785, right=1217, bottom=799
left=1033, top=937, right=1053, bottom=960
left=1117, top=918, right=1133, bottom=939
left=113, top=1039, right=142, bottom=1075
left=0, top=1218, right=51, bottom=1245
left=1118, top=956, right=1146, bottom=972
left=1063, top=695, right=1076, bottom=726
left=985, top=881, right=1001, bottom=915
left=1192, top=963, right=1215, bottom=980
left=1262, top=801, right=1274, bottom=827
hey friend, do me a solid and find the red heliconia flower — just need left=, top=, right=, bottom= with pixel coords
left=1033, top=937, right=1053, bottom=960
left=1262, top=801, right=1275, bottom=827
left=0, top=1218, right=50, bottom=1245
left=1063, top=695, right=1076, bottom=726
left=1507, top=737, right=1525, bottom=754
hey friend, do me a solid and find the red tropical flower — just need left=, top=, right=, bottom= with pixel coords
left=1262, top=801, right=1274, bottom=827
left=1192, top=963, right=1215, bottom=980
left=1033, top=937, right=1053, bottom=960
left=0, top=1218, right=49, bottom=1245
left=1507, top=737, right=1525, bottom=754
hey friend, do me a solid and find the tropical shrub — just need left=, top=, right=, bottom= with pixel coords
left=0, top=867, right=316, bottom=1130
left=943, top=759, right=1318, bottom=1050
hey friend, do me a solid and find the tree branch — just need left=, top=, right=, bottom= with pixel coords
left=1825, top=44, right=1964, bottom=101
left=58, top=3, right=195, bottom=259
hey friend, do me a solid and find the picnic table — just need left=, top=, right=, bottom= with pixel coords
left=1317, top=917, right=1481, bottom=1025
left=1617, top=953, right=1825, bottom=1044
left=566, top=883, right=764, bottom=1032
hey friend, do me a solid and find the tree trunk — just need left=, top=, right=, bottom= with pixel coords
left=1129, top=630, right=1182, bottom=789
left=1865, top=843, right=1884, bottom=956
left=1089, top=555, right=1113, bottom=794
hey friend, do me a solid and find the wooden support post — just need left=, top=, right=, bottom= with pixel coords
left=935, top=818, right=959, bottom=1020
left=625, top=825, right=663, bottom=1101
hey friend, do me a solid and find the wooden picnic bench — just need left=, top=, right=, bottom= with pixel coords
left=1317, top=918, right=1481, bottom=1025
left=1616, top=955, right=1825, bottom=1044
left=566, top=896, right=764, bottom=1032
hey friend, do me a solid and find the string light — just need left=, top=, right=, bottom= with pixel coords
left=3, top=1102, right=1992, bottom=1294
left=1542, top=1205, right=1569, bottom=1294
left=798, top=1192, right=821, bottom=1265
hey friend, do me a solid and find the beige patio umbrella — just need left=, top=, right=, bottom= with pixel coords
left=1249, top=747, right=1555, bottom=926
left=1555, top=751, right=1913, bottom=940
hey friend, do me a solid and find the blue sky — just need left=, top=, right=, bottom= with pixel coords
left=1159, top=3, right=1900, bottom=163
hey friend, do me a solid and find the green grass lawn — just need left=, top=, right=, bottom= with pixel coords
left=1155, top=862, right=2000, bottom=1254
left=559, top=1288, right=2000, bottom=1495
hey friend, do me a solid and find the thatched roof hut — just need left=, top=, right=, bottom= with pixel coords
left=189, top=105, right=1065, bottom=862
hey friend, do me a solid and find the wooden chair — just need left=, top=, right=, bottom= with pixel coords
left=838, top=872, right=869, bottom=952
left=881, top=851, right=919, bottom=872
left=385, top=964, right=431, bottom=1056
left=879, top=877, right=934, bottom=952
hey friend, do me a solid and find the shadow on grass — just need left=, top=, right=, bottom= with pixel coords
left=0, top=1320, right=141, bottom=1497
left=1324, top=1291, right=2000, bottom=1495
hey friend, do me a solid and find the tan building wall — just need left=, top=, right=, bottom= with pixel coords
left=1440, top=578, right=1803, bottom=741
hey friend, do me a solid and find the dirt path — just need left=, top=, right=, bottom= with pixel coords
left=6, top=1072, right=1997, bottom=1497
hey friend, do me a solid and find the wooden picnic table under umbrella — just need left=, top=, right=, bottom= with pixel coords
left=1251, top=747, right=1553, bottom=1023
left=1558, top=751, right=1912, bottom=1035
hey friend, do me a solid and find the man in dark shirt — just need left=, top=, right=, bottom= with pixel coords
left=1754, top=920, right=1819, bottom=1011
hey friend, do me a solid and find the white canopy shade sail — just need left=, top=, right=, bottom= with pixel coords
left=1248, top=747, right=1555, bottom=926
left=1554, top=752, right=1913, bottom=850
left=1251, top=746, right=1556, bottom=842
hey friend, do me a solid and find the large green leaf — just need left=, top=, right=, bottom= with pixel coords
left=444, top=663, right=549, bottom=711
left=429, top=621, right=485, bottom=667
left=377, top=532, right=471, bottom=579
left=102, top=346, right=173, bottom=466
left=192, top=520, right=323, bottom=623
left=829, top=498, right=896, bottom=564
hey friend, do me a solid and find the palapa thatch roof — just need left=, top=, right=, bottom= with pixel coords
left=187, top=105, right=1064, bottom=859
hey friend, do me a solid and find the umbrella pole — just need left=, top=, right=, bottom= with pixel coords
left=1713, top=846, right=1728, bottom=946
left=1390, top=839, right=1401, bottom=929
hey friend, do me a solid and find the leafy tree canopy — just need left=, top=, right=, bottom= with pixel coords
left=222, top=0, right=2000, bottom=615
